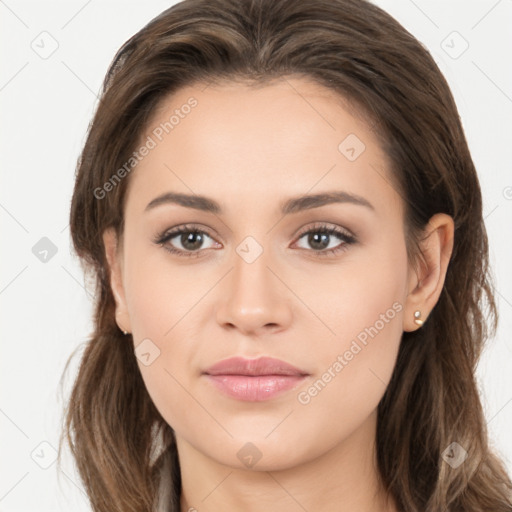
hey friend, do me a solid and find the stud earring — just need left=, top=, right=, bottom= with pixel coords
left=413, top=310, right=424, bottom=326
left=118, top=324, right=129, bottom=335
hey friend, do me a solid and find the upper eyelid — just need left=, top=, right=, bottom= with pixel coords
left=295, top=222, right=354, bottom=238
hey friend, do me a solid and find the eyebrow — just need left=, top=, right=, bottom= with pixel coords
left=144, top=190, right=374, bottom=215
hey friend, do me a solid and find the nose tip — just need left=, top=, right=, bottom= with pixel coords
left=215, top=251, right=293, bottom=336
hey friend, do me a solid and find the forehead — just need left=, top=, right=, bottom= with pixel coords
left=125, top=77, right=401, bottom=219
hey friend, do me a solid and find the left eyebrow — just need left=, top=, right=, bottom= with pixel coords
left=280, top=191, right=375, bottom=215
left=144, top=190, right=375, bottom=215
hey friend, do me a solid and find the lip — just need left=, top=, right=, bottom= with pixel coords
left=203, top=356, right=309, bottom=402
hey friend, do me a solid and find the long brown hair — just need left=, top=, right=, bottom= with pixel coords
left=59, top=0, right=512, bottom=510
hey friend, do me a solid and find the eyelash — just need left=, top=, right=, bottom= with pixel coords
left=153, top=222, right=357, bottom=259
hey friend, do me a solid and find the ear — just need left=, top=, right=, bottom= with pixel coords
left=403, top=213, right=454, bottom=332
left=103, top=227, right=131, bottom=334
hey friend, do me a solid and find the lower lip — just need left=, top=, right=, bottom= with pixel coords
left=204, top=374, right=307, bottom=401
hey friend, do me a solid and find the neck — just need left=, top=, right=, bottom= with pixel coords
left=177, top=410, right=397, bottom=512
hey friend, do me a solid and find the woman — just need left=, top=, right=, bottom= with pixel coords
left=59, top=0, right=512, bottom=510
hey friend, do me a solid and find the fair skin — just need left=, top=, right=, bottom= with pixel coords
left=103, top=77, right=454, bottom=511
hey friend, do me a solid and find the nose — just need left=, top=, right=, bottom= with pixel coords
left=215, top=245, right=293, bottom=337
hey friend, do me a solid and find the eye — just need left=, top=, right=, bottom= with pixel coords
left=154, top=224, right=220, bottom=258
left=293, top=222, right=356, bottom=257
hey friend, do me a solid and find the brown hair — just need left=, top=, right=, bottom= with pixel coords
left=59, top=0, right=512, bottom=510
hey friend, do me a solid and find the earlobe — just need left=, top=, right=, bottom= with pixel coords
left=403, top=213, right=454, bottom=333
left=102, top=228, right=132, bottom=335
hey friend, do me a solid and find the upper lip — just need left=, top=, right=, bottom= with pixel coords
left=203, top=356, right=309, bottom=376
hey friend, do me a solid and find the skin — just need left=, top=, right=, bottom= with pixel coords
left=103, top=77, right=454, bottom=512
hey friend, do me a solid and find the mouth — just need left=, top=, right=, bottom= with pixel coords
left=202, top=356, right=309, bottom=402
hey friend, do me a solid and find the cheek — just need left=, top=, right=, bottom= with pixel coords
left=299, top=232, right=408, bottom=348
left=292, top=280, right=405, bottom=461
left=290, top=316, right=402, bottom=464
left=123, top=240, right=211, bottom=337
left=121, top=245, right=216, bottom=428
left=266, top=258, right=406, bottom=431
left=291, top=238, right=407, bottom=434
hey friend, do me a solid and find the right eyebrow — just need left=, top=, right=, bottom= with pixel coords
left=145, top=192, right=221, bottom=214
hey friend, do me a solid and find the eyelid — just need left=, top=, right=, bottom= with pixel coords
left=293, top=221, right=355, bottom=240
left=154, top=223, right=220, bottom=247
left=156, top=223, right=218, bottom=241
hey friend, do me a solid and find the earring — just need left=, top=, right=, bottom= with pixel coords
left=118, top=324, right=129, bottom=335
left=413, top=310, right=424, bottom=326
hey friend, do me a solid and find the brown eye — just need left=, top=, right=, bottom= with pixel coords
left=294, top=224, right=356, bottom=257
left=155, top=225, right=219, bottom=257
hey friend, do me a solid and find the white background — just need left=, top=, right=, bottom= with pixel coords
left=1, top=1, right=511, bottom=510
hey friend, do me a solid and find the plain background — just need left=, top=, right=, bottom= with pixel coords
left=1, top=0, right=511, bottom=510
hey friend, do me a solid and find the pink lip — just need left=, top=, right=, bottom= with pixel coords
left=203, top=356, right=309, bottom=402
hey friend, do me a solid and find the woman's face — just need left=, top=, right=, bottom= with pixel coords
left=105, top=77, right=418, bottom=470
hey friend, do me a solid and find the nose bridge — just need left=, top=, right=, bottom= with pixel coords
left=215, top=236, right=292, bottom=334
